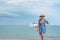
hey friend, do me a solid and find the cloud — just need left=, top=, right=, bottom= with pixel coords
left=44, top=0, right=60, bottom=5
left=7, top=0, right=25, bottom=6
left=0, top=8, right=19, bottom=16
left=0, top=0, right=60, bottom=17
left=0, top=0, right=60, bottom=25
left=0, top=0, right=41, bottom=16
left=12, top=0, right=59, bottom=16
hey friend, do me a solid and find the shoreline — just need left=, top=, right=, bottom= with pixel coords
left=0, top=38, right=60, bottom=40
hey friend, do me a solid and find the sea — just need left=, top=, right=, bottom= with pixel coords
left=0, top=25, right=60, bottom=40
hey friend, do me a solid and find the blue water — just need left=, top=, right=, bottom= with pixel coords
left=0, top=25, right=60, bottom=38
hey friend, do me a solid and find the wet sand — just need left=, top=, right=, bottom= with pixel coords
left=0, top=37, right=60, bottom=40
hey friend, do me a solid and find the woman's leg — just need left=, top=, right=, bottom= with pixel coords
left=41, top=32, right=44, bottom=40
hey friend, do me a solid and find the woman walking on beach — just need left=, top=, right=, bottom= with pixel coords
left=38, top=14, right=49, bottom=40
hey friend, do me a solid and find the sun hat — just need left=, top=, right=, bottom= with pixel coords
left=39, top=13, right=45, bottom=17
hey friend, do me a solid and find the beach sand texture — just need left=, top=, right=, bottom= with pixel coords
left=0, top=37, right=60, bottom=40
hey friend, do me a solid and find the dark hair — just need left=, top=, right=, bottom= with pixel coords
left=40, top=16, right=45, bottom=17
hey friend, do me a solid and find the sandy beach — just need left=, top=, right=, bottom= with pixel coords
left=0, top=37, right=60, bottom=40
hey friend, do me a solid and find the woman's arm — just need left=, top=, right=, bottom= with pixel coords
left=45, top=20, right=49, bottom=24
left=38, top=19, right=40, bottom=28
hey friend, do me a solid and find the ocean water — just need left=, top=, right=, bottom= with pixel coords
left=0, top=25, right=60, bottom=39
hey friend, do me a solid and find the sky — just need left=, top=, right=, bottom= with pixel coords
left=0, top=0, right=60, bottom=25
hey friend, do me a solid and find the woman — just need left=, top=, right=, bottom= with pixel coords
left=38, top=14, right=49, bottom=40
